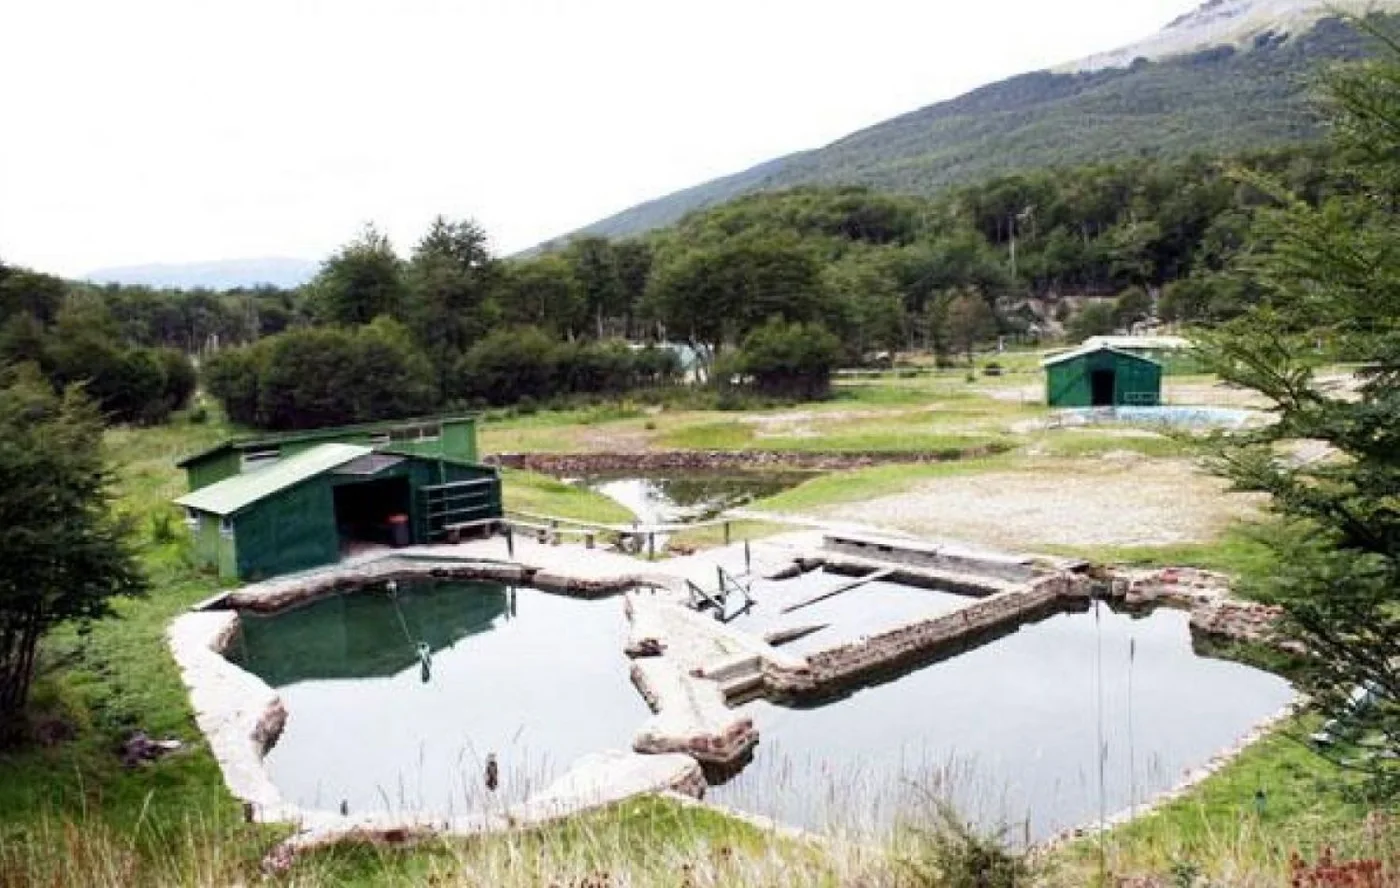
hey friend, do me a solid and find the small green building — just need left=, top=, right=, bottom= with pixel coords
left=1042, top=344, right=1163, bottom=408
left=174, top=416, right=502, bottom=581
left=177, top=415, right=481, bottom=492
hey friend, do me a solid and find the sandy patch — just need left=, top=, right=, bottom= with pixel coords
left=811, top=458, right=1260, bottom=550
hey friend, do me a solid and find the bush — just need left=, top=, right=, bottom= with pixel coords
left=155, top=348, right=197, bottom=414
left=900, top=799, right=1038, bottom=888
left=455, top=327, right=560, bottom=406
left=455, top=329, right=683, bottom=406
left=1067, top=301, right=1118, bottom=342
left=725, top=320, right=842, bottom=399
left=204, top=317, right=436, bottom=430
left=204, top=346, right=264, bottom=426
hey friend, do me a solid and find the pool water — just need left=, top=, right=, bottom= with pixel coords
left=732, top=572, right=979, bottom=656
left=708, top=604, right=1294, bottom=840
left=229, top=581, right=647, bottom=817
left=228, top=582, right=1293, bottom=840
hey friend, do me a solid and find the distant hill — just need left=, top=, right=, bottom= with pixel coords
left=555, top=2, right=1399, bottom=245
left=84, top=257, right=317, bottom=290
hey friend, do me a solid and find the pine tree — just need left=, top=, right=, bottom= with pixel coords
left=1204, top=24, right=1400, bottom=795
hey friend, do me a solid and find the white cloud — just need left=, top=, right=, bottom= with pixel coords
left=0, top=0, right=1198, bottom=275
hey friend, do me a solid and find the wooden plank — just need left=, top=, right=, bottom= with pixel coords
left=780, top=568, right=897, bottom=614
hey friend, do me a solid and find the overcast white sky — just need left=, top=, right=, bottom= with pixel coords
left=0, top=0, right=1201, bottom=277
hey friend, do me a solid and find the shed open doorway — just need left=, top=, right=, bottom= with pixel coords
left=333, top=477, right=412, bottom=551
left=1090, top=369, right=1116, bottom=407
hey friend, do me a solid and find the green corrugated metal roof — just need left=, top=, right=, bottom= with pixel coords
left=175, top=443, right=370, bottom=516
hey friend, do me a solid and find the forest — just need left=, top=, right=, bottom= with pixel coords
left=0, top=139, right=1367, bottom=428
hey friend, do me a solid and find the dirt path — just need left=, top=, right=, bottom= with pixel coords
left=800, top=456, right=1259, bottom=551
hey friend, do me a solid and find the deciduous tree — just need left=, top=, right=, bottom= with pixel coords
left=0, top=367, right=145, bottom=732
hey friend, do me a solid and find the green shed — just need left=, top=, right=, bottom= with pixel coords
left=177, top=414, right=481, bottom=492
left=175, top=442, right=502, bottom=581
left=1042, top=344, right=1163, bottom=408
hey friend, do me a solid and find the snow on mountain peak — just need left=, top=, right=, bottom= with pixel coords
left=1060, top=0, right=1400, bottom=73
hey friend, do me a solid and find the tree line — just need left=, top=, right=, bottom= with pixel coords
left=0, top=125, right=1370, bottom=430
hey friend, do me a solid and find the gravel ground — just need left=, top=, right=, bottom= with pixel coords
left=811, top=456, right=1259, bottom=550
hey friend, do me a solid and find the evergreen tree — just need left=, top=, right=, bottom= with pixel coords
left=1205, top=29, right=1400, bottom=794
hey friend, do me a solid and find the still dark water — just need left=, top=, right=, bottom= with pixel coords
left=709, top=604, right=1294, bottom=840
left=230, top=581, right=646, bottom=817
left=230, top=582, right=1292, bottom=838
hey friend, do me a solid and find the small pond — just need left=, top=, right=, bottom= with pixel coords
left=708, top=603, right=1294, bottom=840
left=579, top=470, right=810, bottom=527
left=229, top=580, right=647, bottom=818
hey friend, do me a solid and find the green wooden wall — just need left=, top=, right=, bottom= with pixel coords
left=233, top=478, right=341, bottom=581
left=189, top=512, right=238, bottom=579
left=219, top=456, right=498, bottom=581
left=187, top=450, right=242, bottom=491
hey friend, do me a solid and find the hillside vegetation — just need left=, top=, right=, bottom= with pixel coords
left=562, top=13, right=1389, bottom=243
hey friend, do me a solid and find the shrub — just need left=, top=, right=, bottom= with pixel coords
left=900, top=799, right=1037, bottom=888
left=725, top=319, right=841, bottom=399
left=455, top=330, right=682, bottom=406
left=204, top=346, right=264, bottom=426
left=155, top=348, right=197, bottom=414
left=456, top=327, right=560, bottom=406
left=204, top=318, right=436, bottom=430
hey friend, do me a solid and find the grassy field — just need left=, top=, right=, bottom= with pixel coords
left=0, top=378, right=1390, bottom=886
left=499, top=467, right=635, bottom=524
left=1062, top=715, right=1391, bottom=885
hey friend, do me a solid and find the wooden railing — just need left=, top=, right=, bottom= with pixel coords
left=501, top=508, right=748, bottom=558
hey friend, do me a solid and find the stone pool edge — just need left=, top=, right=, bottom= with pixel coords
left=169, top=543, right=1299, bottom=857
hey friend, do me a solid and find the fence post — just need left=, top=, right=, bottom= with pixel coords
left=724, top=521, right=731, bottom=546
left=648, top=532, right=655, bottom=560
left=506, top=524, right=514, bottom=559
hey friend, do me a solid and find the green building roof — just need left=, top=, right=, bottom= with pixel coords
left=175, top=443, right=370, bottom=517
left=175, top=413, right=477, bottom=468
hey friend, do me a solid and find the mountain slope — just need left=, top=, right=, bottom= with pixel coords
left=84, top=257, right=318, bottom=290
left=560, top=6, right=1394, bottom=245
left=1066, top=0, right=1393, bottom=71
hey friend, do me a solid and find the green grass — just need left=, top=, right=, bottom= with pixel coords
left=666, top=517, right=797, bottom=551
left=500, top=468, right=635, bottom=524
left=658, top=420, right=755, bottom=450
left=1068, top=716, right=1388, bottom=885
left=0, top=408, right=1389, bottom=887
left=0, top=415, right=277, bottom=871
left=752, top=455, right=1012, bottom=513
left=1048, top=524, right=1280, bottom=579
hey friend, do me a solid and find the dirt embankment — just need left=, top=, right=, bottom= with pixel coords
left=485, top=445, right=1007, bottom=476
